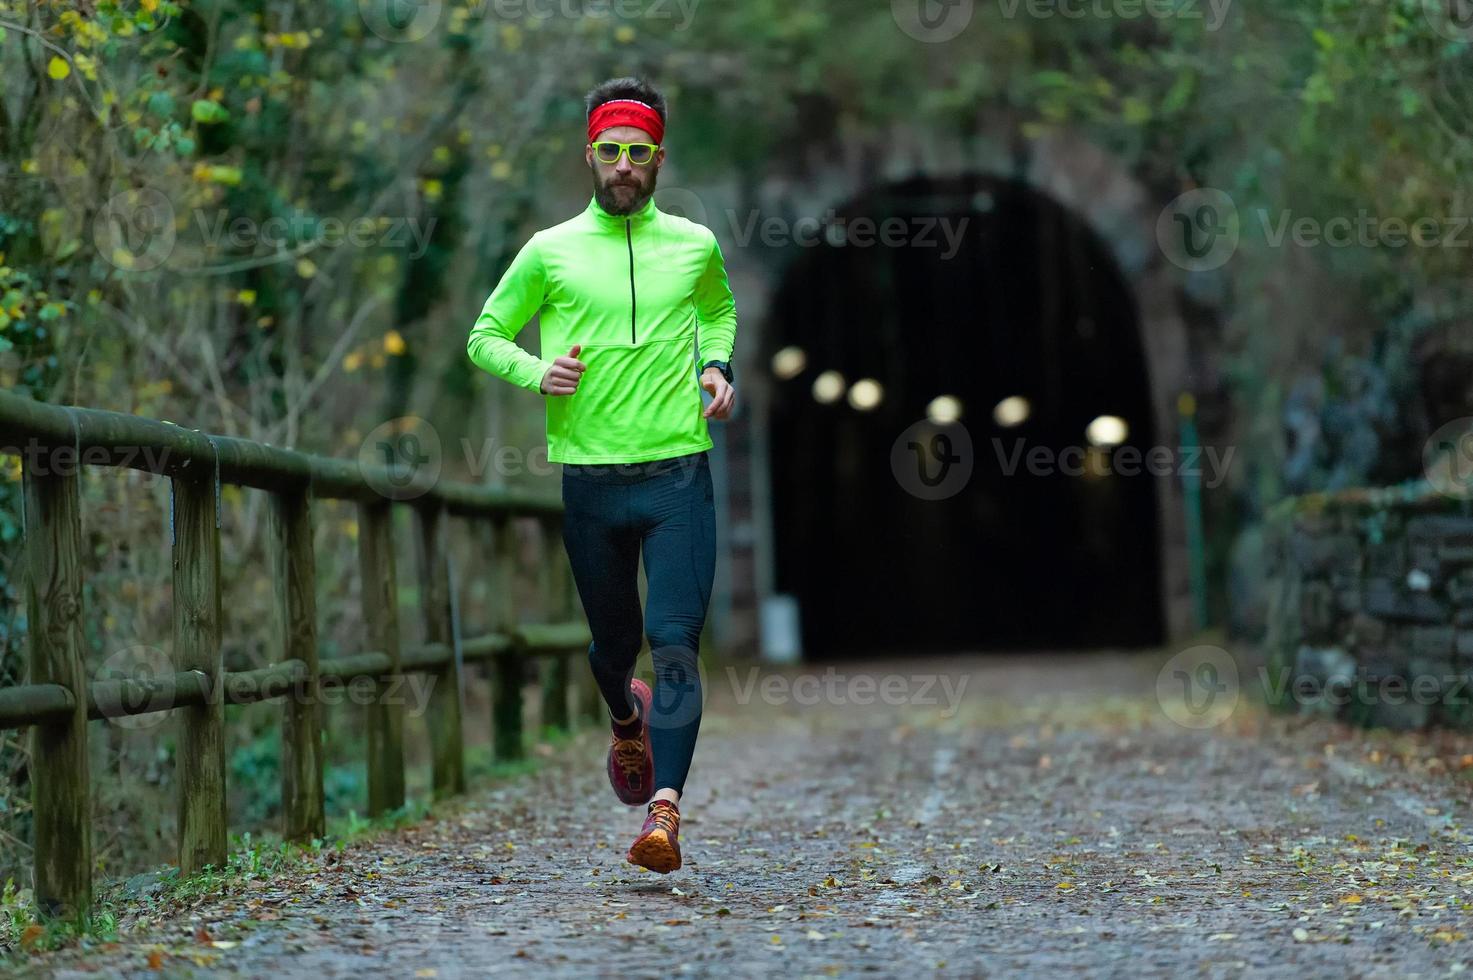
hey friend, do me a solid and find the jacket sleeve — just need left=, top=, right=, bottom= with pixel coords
left=694, top=232, right=738, bottom=366
left=467, top=234, right=556, bottom=394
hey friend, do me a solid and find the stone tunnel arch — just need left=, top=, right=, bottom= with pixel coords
left=682, top=128, right=1194, bottom=657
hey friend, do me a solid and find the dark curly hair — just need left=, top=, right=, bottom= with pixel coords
left=584, top=76, right=668, bottom=127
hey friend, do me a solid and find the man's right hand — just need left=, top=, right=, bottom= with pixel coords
left=540, top=344, right=585, bottom=395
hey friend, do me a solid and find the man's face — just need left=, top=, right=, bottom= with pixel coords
left=587, top=123, right=664, bottom=216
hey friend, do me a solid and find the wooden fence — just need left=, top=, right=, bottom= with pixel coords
left=0, top=389, right=597, bottom=920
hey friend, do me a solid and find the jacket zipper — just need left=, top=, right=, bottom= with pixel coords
left=625, top=218, right=636, bottom=344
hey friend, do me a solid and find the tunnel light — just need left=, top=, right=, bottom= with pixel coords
left=993, top=396, right=1030, bottom=428
left=848, top=378, right=884, bottom=411
left=1086, top=415, right=1129, bottom=447
left=812, top=370, right=846, bottom=404
left=771, top=345, right=807, bottom=380
left=927, top=395, right=964, bottom=424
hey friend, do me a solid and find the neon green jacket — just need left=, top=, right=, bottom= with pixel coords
left=466, top=194, right=739, bottom=464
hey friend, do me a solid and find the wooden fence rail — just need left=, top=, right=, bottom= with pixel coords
left=0, top=389, right=596, bottom=920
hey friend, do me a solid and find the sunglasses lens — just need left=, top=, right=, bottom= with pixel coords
left=594, top=144, right=618, bottom=163
left=629, top=145, right=653, bottom=164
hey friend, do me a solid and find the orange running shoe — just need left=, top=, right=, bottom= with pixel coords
left=627, top=799, right=681, bottom=873
left=606, top=678, right=654, bottom=805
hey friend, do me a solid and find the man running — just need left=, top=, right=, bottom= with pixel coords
left=466, top=77, right=737, bottom=874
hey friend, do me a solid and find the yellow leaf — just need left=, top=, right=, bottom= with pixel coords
left=237, top=289, right=256, bottom=306
left=141, top=0, right=159, bottom=10
left=1341, top=893, right=1363, bottom=904
left=343, top=351, right=363, bottom=372
left=615, top=25, right=636, bottom=43
left=47, top=56, right=70, bottom=80
left=383, top=330, right=406, bottom=355
left=296, top=258, right=317, bottom=279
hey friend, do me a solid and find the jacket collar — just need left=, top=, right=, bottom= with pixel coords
left=586, top=192, right=658, bottom=228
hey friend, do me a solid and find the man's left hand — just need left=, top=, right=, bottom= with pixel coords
left=700, top=367, right=735, bottom=420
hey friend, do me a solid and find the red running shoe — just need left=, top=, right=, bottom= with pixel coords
left=626, top=799, right=681, bottom=873
left=606, top=678, right=654, bottom=805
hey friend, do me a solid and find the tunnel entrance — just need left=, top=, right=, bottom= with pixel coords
left=766, top=174, right=1164, bottom=660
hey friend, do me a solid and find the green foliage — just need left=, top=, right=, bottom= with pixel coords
left=1, top=0, right=1469, bottom=906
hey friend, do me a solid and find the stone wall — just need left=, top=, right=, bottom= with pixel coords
left=1264, top=484, right=1473, bottom=729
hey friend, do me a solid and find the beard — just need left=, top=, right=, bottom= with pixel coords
left=592, top=164, right=658, bottom=216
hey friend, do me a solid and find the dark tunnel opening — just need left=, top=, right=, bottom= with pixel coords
left=765, top=174, right=1165, bottom=660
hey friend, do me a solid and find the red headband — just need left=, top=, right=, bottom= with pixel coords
left=587, top=99, right=665, bottom=145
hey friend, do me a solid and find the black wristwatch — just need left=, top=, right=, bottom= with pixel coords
left=701, top=359, right=734, bottom=384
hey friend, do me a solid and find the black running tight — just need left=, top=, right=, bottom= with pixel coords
left=559, top=451, right=714, bottom=795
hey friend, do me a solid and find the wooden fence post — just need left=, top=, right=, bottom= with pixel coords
left=415, top=502, right=464, bottom=797
left=272, top=486, right=324, bottom=841
left=357, top=499, right=404, bottom=815
left=542, top=512, right=600, bottom=725
left=23, top=454, right=91, bottom=919
left=491, top=515, right=522, bottom=762
left=172, top=465, right=226, bottom=875
left=538, top=516, right=571, bottom=732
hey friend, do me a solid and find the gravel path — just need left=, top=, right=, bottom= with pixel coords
left=35, top=650, right=1473, bottom=978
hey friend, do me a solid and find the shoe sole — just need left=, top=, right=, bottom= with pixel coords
left=627, top=834, right=681, bottom=874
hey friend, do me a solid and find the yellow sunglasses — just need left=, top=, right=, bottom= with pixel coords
left=590, top=141, right=660, bottom=166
